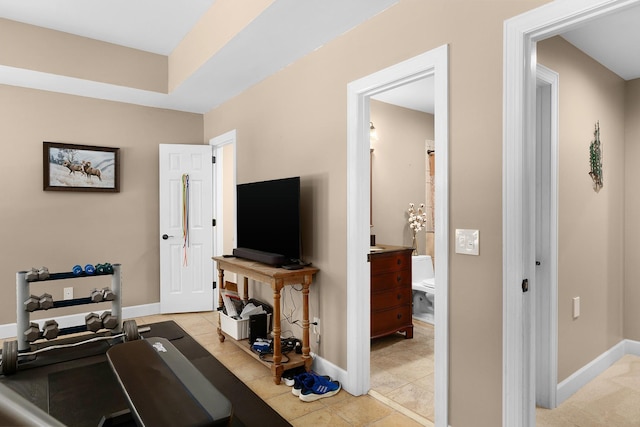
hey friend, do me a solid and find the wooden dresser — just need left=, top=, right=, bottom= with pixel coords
left=369, top=245, right=413, bottom=339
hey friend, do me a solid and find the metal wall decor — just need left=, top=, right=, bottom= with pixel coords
left=588, top=121, right=603, bottom=192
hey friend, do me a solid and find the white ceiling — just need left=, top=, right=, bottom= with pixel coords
left=0, top=1, right=639, bottom=114
left=0, top=0, right=398, bottom=113
left=0, top=0, right=216, bottom=55
left=561, top=4, right=640, bottom=81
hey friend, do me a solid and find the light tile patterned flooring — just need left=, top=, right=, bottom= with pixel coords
left=535, top=354, right=640, bottom=426
left=3, top=312, right=640, bottom=426
left=133, top=311, right=427, bottom=427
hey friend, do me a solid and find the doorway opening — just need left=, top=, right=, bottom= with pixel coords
left=346, top=44, right=449, bottom=427
left=503, top=1, right=640, bottom=425
left=210, top=130, right=237, bottom=306
left=368, top=76, right=437, bottom=423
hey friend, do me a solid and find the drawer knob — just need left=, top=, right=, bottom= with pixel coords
left=397, top=275, right=402, bottom=282
left=397, top=294, right=402, bottom=300
left=397, top=313, right=402, bottom=320
left=397, top=259, right=402, bottom=265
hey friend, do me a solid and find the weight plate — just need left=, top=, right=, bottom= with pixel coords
left=1, top=340, right=18, bottom=376
left=123, top=320, right=140, bottom=342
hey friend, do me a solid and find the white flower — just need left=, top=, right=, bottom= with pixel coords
left=407, top=201, right=428, bottom=234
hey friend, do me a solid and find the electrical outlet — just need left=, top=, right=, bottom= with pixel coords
left=63, top=287, right=73, bottom=300
left=573, top=296, right=580, bottom=319
left=313, top=317, right=320, bottom=335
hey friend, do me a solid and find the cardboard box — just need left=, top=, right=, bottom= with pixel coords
left=220, top=311, right=271, bottom=340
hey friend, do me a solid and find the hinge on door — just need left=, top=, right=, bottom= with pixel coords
left=212, top=281, right=217, bottom=289
left=212, top=219, right=216, bottom=227
left=212, top=156, right=216, bottom=164
left=522, top=278, right=529, bottom=293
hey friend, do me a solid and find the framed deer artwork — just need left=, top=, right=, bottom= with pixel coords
left=43, top=142, right=120, bottom=192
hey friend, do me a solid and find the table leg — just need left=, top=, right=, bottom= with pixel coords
left=301, top=277, right=312, bottom=370
left=271, top=281, right=283, bottom=384
left=217, top=268, right=226, bottom=343
left=243, top=277, right=249, bottom=304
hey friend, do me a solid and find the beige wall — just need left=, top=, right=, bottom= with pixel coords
left=0, top=18, right=167, bottom=93
left=625, top=79, right=640, bottom=341
left=538, top=37, right=626, bottom=382
left=0, top=84, right=203, bottom=323
left=203, top=2, right=548, bottom=426
left=370, top=100, right=433, bottom=254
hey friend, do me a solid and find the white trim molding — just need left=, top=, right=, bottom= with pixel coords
left=346, top=44, right=449, bottom=427
left=557, top=340, right=640, bottom=404
left=503, top=1, right=640, bottom=426
left=534, top=64, right=559, bottom=410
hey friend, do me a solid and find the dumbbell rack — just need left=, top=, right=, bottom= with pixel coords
left=15, top=264, right=122, bottom=352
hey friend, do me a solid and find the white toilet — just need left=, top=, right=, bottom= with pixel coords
left=411, top=255, right=435, bottom=324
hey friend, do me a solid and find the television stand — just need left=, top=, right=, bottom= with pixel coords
left=212, top=256, right=318, bottom=384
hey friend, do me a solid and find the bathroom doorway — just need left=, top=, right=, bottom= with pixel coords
left=368, top=78, right=437, bottom=424
left=346, top=45, right=449, bottom=427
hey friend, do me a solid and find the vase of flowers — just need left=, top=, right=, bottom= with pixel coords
left=407, top=202, right=428, bottom=255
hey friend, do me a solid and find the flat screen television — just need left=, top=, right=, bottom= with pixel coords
left=235, top=177, right=301, bottom=266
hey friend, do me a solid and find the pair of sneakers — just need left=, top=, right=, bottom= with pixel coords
left=287, top=371, right=341, bottom=402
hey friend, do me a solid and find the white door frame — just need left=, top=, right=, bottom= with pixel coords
left=346, top=44, right=449, bottom=427
left=534, top=65, right=559, bottom=410
left=209, top=130, right=237, bottom=302
left=503, top=1, right=640, bottom=425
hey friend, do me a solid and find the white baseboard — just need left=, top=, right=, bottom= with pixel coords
left=625, top=339, right=640, bottom=356
left=557, top=339, right=640, bottom=404
left=310, top=353, right=349, bottom=392
left=0, top=303, right=160, bottom=339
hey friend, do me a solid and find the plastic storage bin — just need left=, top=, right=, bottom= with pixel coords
left=220, top=312, right=271, bottom=340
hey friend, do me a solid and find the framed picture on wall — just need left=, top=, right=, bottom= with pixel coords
left=43, top=142, right=120, bottom=192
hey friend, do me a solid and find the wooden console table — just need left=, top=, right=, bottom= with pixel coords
left=212, top=256, right=318, bottom=384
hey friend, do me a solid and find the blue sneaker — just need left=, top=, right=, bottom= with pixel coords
left=291, top=373, right=314, bottom=396
left=298, top=374, right=341, bottom=402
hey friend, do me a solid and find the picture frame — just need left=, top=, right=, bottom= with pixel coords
left=43, top=142, right=120, bottom=192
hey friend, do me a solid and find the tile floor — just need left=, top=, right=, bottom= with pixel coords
left=132, top=311, right=426, bottom=427
left=3, top=312, right=640, bottom=426
left=535, top=353, right=640, bottom=426
left=370, top=318, right=435, bottom=425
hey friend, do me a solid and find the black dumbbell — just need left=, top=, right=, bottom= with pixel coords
left=24, top=295, right=40, bottom=312
left=39, top=293, right=53, bottom=310
left=24, top=322, right=41, bottom=342
left=42, top=320, right=59, bottom=340
left=100, top=311, right=118, bottom=329
left=102, top=287, right=115, bottom=301
left=85, top=312, right=103, bottom=332
left=89, top=288, right=103, bottom=303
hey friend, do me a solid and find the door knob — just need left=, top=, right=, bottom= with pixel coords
left=162, top=234, right=173, bottom=240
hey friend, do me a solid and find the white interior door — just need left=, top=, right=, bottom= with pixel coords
left=159, top=144, right=213, bottom=314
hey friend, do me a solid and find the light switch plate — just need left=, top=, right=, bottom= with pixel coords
left=455, top=229, right=479, bottom=255
left=573, top=296, right=580, bottom=319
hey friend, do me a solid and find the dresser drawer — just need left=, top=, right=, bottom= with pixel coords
left=371, top=286, right=412, bottom=311
left=371, top=269, right=411, bottom=292
left=371, top=306, right=412, bottom=337
left=370, top=251, right=411, bottom=275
